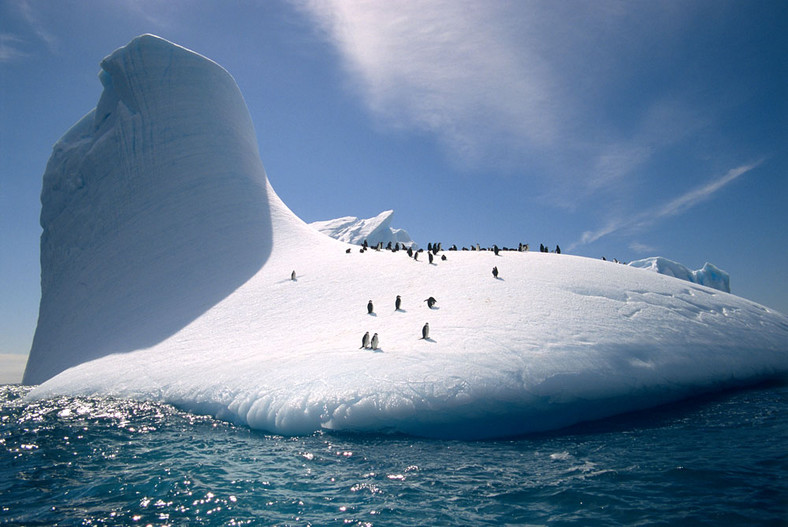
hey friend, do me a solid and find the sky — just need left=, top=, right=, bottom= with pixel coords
left=1, top=1, right=786, bottom=379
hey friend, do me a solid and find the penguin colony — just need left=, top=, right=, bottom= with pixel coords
left=293, top=238, right=565, bottom=352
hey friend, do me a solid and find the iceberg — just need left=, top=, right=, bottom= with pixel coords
left=24, top=35, right=788, bottom=439
left=310, top=210, right=416, bottom=248
left=628, top=256, right=730, bottom=293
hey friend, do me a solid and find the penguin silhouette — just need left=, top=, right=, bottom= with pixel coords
left=395, top=295, right=402, bottom=311
left=492, top=266, right=499, bottom=278
left=291, top=270, right=296, bottom=281
left=371, top=333, right=379, bottom=350
left=424, top=297, right=437, bottom=308
left=421, top=322, right=430, bottom=340
left=367, top=300, right=374, bottom=314
left=360, top=331, right=370, bottom=349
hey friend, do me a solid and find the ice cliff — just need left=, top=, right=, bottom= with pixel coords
left=310, top=210, right=415, bottom=248
left=24, top=35, right=788, bottom=439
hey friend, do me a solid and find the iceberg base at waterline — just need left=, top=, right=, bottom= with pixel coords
left=24, top=35, right=788, bottom=440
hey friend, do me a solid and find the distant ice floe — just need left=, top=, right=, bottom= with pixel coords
left=628, top=257, right=730, bottom=293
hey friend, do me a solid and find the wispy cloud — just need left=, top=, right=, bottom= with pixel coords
left=295, top=1, right=577, bottom=165
left=629, top=241, right=657, bottom=254
left=295, top=2, right=719, bottom=202
left=571, top=161, right=763, bottom=250
left=17, top=0, right=58, bottom=53
left=0, top=33, right=28, bottom=62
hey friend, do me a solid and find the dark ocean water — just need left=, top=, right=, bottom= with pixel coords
left=2, top=383, right=786, bottom=526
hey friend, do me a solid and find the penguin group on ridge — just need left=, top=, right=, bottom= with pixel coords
left=339, top=236, right=566, bottom=353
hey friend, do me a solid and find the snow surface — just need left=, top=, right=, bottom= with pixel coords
left=25, top=35, right=788, bottom=439
left=628, top=257, right=731, bottom=293
left=310, top=210, right=416, bottom=248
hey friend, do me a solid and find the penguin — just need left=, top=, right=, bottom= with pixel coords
left=494, top=245, right=500, bottom=256
left=441, top=254, right=447, bottom=261
left=370, top=333, right=379, bottom=350
left=360, top=331, right=370, bottom=349
left=428, top=252, right=434, bottom=264
left=492, top=266, right=498, bottom=278
left=395, top=295, right=402, bottom=311
left=421, top=322, right=430, bottom=340
left=367, top=300, right=374, bottom=314
left=291, top=270, right=296, bottom=281
left=346, top=248, right=352, bottom=253
left=424, top=296, right=437, bottom=308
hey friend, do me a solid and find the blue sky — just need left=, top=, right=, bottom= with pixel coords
left=1, top=0, right=786, bottom=367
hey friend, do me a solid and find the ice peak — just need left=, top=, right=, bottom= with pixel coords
left=24, top=35, right=275, bottom=384
left=310, top=209, right=416, bottom=248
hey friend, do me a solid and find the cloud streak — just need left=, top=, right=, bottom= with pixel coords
left=572, top=161, right=763, bottom=249
left=0, top=33, right=28, bottom=62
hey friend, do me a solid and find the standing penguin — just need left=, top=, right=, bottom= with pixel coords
left=370, top=333, right=379, bottom=350
left=291, top=270, right=296, bottom=281
left=421, top=322, right=430, bottom=340
left=428, top=252, right=434, bottom=264
left=395, top=295, right=402, bottom=311
left=360, top=331, right=370, bottom=349
left=367, top=300, right=374, bottom=314
left=492, top=266, right=499, bottom=278
left=424, top=296, right=437, bottom=308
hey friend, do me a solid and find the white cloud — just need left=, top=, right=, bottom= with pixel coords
left=296, top=1, right=563, bottom=166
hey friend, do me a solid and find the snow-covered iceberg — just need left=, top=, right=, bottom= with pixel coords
left=628, top=257, right=730, bottom=293
left=25, top=35, right=788, bottom=439
left=310, top=210, right=416, bottom=248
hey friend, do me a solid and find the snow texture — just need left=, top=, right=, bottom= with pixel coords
left=628, top=257, right=731, bottom=293
left=310, top=210, right=416, bottom=248
left=25, top=35, right=788, bottom=439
